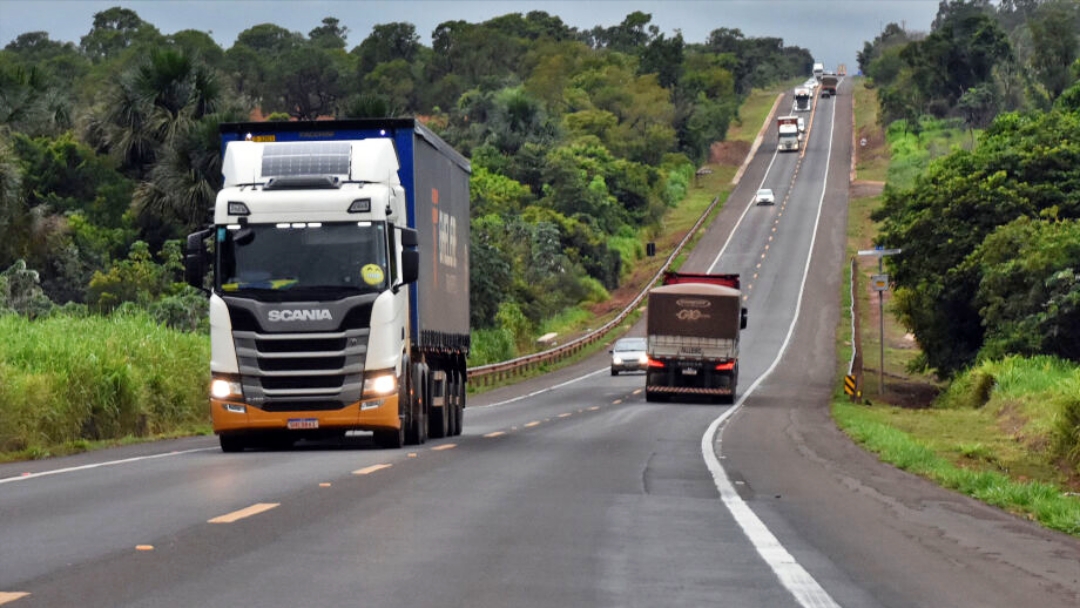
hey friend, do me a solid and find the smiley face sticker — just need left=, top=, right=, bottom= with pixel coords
left=361, top=264, right=385, bottom=286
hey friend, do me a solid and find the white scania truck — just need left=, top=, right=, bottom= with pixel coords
left=185, top=119, right=470, bottom=451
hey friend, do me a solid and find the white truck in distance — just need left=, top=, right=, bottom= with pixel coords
left=794, top=87, right=812, bottom=112
left=777, top=115, right=800, bottom=151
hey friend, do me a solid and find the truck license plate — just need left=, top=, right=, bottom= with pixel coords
left=682, top=368, right=698, bottom=376
left=287, top=418, right=318, bottom=430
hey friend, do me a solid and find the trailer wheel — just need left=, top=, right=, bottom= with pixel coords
left=429, top=368, right=449, bottom=439
left=446, top=378, right=457, bottom=438
left=453, top=370, right=466, bottom=436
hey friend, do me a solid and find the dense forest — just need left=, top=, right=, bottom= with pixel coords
left=858, top=0, right=1080, bottom=376
left=0, top=7, right=812, bottom=359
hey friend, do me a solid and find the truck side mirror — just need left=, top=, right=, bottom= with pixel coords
left=741, top=307, right=748, bottom=330
left=401, top=249, right=419, bottom=285
left=184, top=229, right=212, bottom=291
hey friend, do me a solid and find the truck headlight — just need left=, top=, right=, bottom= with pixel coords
left=363, top=371, right=397, bottom=398
left=210, top=376, right=244, bottom=400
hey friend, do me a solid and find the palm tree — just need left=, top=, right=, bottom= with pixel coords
left=85, top=48, right=221, bottom=179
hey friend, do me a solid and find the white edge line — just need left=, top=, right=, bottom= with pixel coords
left=0, top=447, right=217, bottom=485
left=700, top=95, right=843, bottom=608
left=470, top=367, right=610, bottom=409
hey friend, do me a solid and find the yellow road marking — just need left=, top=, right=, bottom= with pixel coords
left=353, top=463, right=393, bottom=475
left=484, top=431, right=506, bottom=438
left=588, top=405, right=601, bottom=410
left=612, top=399, right=622, bottom=405
left=136, top=545, right=154, bottom=551
left=319, top=482, right=331, bottom=487
left=431, top=444, right=456, bottom=451
left=407, top=453, right=418, bottom=458
left=558, top=413, right=572, bottom=418
left=208, top=503, right=279, bottom=524
left=0, top=593, right=29, bottom=604
left=524, top=421, right=541, bottom=428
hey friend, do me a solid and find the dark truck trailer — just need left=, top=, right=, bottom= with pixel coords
left=645, top=272, right=746, bottom=404
left=189, top=118, right=470, bottom=451
left=820, top=74, right=838, bottom=97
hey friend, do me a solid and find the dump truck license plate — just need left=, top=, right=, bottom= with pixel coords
left=287, top=418, right=318, bottom=430
left=682, top=368, right=698, bottom=376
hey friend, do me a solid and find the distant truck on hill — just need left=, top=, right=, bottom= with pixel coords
left=821, top=74, right=838, bottom=97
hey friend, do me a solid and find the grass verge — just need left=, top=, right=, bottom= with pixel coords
left=834, top=78, right=1080, bottom=537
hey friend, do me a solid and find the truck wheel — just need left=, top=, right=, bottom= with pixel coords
left=429, top=370, right=449, bottom=439
left=645, top=390, right=657, bottom=403
left=219, top=434, right=247, bottom=453
left=406, top=363, right=427, bottom=445
left=373, top=427, right=404, bottom=449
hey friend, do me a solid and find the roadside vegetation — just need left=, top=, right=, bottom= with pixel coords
left=837, top=59, right=1080, bottom=537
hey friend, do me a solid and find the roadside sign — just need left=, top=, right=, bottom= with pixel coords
left=871, top=274, right=889, bottom=291
left=857, top=248, right=902, bottom=257
left=844, top=374, right=856, bottom=395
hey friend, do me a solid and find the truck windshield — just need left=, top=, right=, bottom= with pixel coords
left=217, top=221, right=390, bottom=296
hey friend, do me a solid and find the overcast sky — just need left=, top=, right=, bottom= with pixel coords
left=0, top=0, right=941, bottom=71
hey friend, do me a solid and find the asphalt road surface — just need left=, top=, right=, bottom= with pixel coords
left=1, top=80, right=1078, bottom=608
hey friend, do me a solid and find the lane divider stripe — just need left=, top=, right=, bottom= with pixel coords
left=208, top=503, right=279, bottom=524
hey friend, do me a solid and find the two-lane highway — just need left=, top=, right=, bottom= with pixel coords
left=2, top=81, right=1078, bottom=608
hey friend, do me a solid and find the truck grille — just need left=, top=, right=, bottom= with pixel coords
left=233, top=328, right=368, bottom=409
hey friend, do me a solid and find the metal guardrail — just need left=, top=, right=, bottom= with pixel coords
left=467, top=193, right=724, bottom=386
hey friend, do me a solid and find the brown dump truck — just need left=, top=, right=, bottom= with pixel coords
left=645, top=272, right=747, bottom=404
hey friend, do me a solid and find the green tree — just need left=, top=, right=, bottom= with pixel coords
left=79, top=6, right=164, bottom=63
left=266, top=45, right=344, bottom=119
left=967, top=217, right=1080, bottom=361
left=1028, top=0, right=1080, bottom=101
left=309, top=17, right=349, bottom=50
left=353, top=22, right=420, bottom=75
left=875, top=107, right=1080, bottom=375
left=85, top=47, right=221, bottom=178
left=0, top=259, right=54, bottom=317
left=87, top=240, right=182, bottom=313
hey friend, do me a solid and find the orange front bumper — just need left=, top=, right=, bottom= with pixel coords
left=211, top=395, right=401, bottom=434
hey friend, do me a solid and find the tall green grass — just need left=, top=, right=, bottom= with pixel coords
left=885, top=118, right=974, bottom=190
left=0, top=312, right=209, bottom=457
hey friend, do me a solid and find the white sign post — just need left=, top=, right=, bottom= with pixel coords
left=858, top=248, right=902, bottom=396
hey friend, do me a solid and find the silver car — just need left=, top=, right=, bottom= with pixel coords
left=755, top=188, right=775, bottom=205
left=610, top=337, right=648, bottom=375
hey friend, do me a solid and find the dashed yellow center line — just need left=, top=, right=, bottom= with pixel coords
left=208, top=503, right=279, bottom=524
left=558, top=413, right=572, bottom=418
left=484, top=431, right=506, bottom=438
left=524, top=421, right=542, bottom=428
left=431, top=444, right=456, bottom=451
left=319, top=482, right=332, bottom=487
left=0, top=592, right=30, bottom=605
left=135, top=545, right=154, bottom=551
left=353, top=463, right=392, bottom=475
left=588, top=406, right=601, bottom=411
left=612, top=399, right=623, bottom=405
